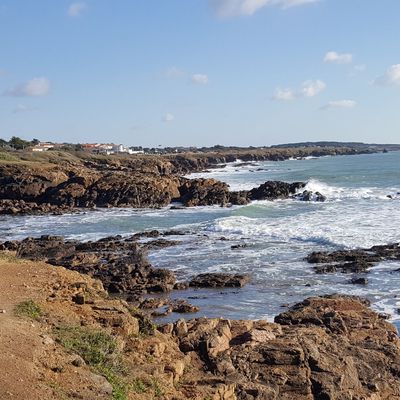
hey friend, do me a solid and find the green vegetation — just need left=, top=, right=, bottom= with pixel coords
left=14, top=300, right=43, bottom=320
left=131, top=378, right=148, bottom=394
left=55, top=325, right=129, bottom=400
left=151, top=378, right=165, bottom=398
left=0, top=151, right=19, bottom=161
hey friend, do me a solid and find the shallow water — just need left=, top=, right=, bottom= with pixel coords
left=1, top=151, right=400, bottom=329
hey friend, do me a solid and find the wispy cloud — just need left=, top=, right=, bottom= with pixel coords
left=273, top=79, right=326, bottom=101
left=210, top=0, right=319, bottom=18
left=165, top=67, right=186, bottom=79
left=321, top=100, right=357, bottom=110
left=4, top=77, right=50, bottom=97
left=273, top=87, right=296, bottom=101
left=12, top=104, right=37, bottom=114
left=162, top=113, right=175, bottom=123
left=324, top=51, right=353, bottom=64
left=67, top=2, right=87, bottom=17
left=374, top=64, right=400, bottom=86
left=191, top=74, right=209, bottom=85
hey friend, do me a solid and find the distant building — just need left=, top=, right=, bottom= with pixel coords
left=32, top=142, right=54, bottom=152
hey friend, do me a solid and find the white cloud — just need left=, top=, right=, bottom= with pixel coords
left=162, top=113, right=175, bottom=123
left=165, top=67, right=185, bottom=79
left=5, top=77, right=50, bottom=97
left=210, top=0, right=318, bottom=18
left=273, top=79, right=326, bottom=101
left=191, top=74, right=209, bottom=85
left=374, top=64, right=400, bottom=86
left=321, top=100, right=357, bottom=110
left=301, top=79, right=326, bottom=97
left=280, top=0, right=319, bottom=9
left=324, top=51, right=353, bottom=64
left=273, top=87, right=296, bottom=101
left=67, top=2, right=87, bottom=17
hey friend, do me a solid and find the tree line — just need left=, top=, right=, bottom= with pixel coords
left=0, top=137, right=39, bottom=150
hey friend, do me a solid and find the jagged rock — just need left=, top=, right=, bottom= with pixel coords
left=293, top=190, right=327, bottom=202
left=249, top=181, right=305, bottom=201
left=189, top=273, right=251, bottom=288
left=307, top=243, right=400, bottom=274
left=11, top=235, right=177, bottom=296
left=168, top=295, right=400, bottom=399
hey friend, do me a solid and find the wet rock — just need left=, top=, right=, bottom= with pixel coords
left=249, top=181, right=305, bottom=201
left=189, top=273, right=251, bottom=288
left=172, top=300, right=200, bottom=314
left=178, top=178, right=231, bottom=207
left=350, top=277, right=368, bottom=285
left=293, top=190, right=327, bottom=202
left=307, top=243, right=400, bottom=275
left=231, top=243, right=247, bottom=250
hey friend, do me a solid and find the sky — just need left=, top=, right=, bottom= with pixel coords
left=0, top=0, right=400, bottom=147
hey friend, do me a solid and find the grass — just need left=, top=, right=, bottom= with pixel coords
left=55, top=325, right=129, bottom=400
left=131, top=378, right=148, bottom=394
left=14, top=300, right=43, bottom=320
left=0, top=151, right=19, bottom=162
left=0, top=251, right=21, bottom=263
left=151, top=379, right=165, bottom=398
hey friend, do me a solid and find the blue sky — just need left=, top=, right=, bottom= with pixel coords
left=1, top=0, right=400, bottom=147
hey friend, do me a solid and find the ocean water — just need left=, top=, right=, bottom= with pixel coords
left=1, top=152, right=400, bottom=328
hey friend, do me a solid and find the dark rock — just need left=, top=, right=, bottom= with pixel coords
left=249, top=181, right=305, bottom=201
left=189, top=273, right=250, bottom=288
left=350, top=277, right=368, bottom=285
left=306, top=243, right=400, bottom=275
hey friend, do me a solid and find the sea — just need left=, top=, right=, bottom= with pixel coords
left=1, top=151, right=400, bottom=329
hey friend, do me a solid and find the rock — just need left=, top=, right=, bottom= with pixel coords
left=350, top=277, right=368, bottom=285
left=231, top=244, right=247, bottom=250
left=293, top=190, right=327, bottom=202
left=89, top=372, right=113, bottom=395
left=306, top=243, right=400, bottom=275
left=8, top=235, right=177, bottom=296
left=173, top=281, right=189, bottom=290
left=249, top=181, right=305, bottom=201
left=172, top=300, right=200, bottom=314
left=190, top=273, right=250, bottom=288
left=72, top=293, right=85, bottom=305
left=71, top=355, right=85, bottom=367
left=178, top=178, right=231, bottom=207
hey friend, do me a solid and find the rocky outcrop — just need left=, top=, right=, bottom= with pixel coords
left=293, top=190, right=327, bottom=202
left=249, top=181, right=305, bottom=201
left=178, top=178, right=231, bottom=207
left=164, top=294, right=400, bottom=400
left=2, top=250, right=400, bottom=399
left=307, top=243, right=400, bottom=274
left=189, top=273, right=251, bottom=288
left=5, top=235, right=177, bottom=296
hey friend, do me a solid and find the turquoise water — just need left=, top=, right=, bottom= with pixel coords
left=1, top=151, right=400, bottom=328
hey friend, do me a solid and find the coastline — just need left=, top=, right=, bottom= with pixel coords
left=1, top=254, right=399, bottom=399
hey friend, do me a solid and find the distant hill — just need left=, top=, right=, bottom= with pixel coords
left=270, top=141, right=400, bottom=150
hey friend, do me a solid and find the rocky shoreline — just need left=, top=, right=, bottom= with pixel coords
left=1, top=253, right=399, bottom=399
left=0, top=146, right=378, bottom=215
